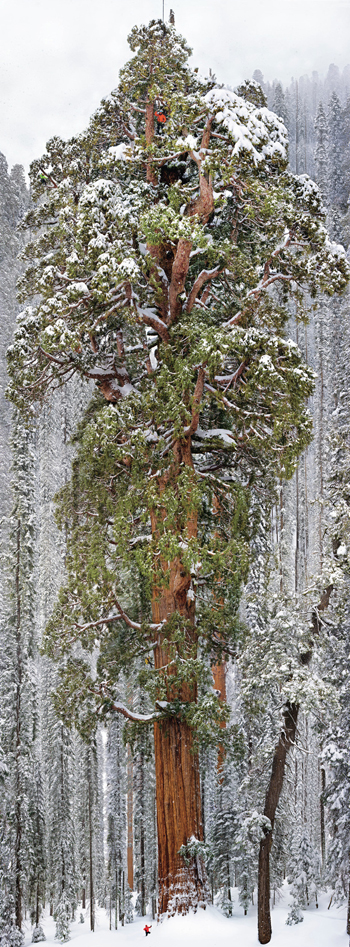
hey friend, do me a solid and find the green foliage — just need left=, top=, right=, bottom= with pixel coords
left=8, top=17, right=350, bottom=742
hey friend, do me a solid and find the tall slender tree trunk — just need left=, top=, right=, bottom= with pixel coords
left=139, top=752, right=146, bottom=915
left=127, top=745, right=134, bottom=891
left=212, top=660, right=227, bottom=772
left=320, top=766, right=326, bottom=869
left=121, top=869, right=125, bottom=926
left=88, top=769, right=94, bottom=932
left=15, top=519, right=23, bottom=931
left=258, top=703, right=299, bottom=944
left=211, top=496, right=227, bottom=773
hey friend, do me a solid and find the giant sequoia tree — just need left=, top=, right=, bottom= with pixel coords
left=7, top=18, right=349, bottom=917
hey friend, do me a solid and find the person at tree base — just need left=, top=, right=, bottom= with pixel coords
left=143, top=923, right=152, bottom=935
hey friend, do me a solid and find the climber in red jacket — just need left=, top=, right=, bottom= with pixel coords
left=155, top=109, right=167, bottom=133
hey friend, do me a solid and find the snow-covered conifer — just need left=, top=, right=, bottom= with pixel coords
left=7, top=18, right=350, bottom=919
left=314, top=102, right=330, bottom=202
left=286, top=829, right=320, bottom=923
left=106, top=716, right=127, bottom=929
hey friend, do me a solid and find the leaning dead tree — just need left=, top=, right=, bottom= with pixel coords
left=257, top=585, right=333, bottom=944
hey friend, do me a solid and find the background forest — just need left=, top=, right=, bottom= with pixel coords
left=0, top=31, right=350, bottom=947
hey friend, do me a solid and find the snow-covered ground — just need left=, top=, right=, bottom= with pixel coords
left=25, top=887, right=348, bottom=947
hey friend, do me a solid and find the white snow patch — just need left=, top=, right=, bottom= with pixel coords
left=149, top=346, right=158, bottom=370
left=204, top=86, right=288, bottom=165
left=109, top=143, right=127, bottom=161
left=24, top=888, right=348, bottom=947
left=177, top=134, right=198, bottom=150
left=195, top=427, right=236, bottom=445
left=337, top=543, right=347, bottom=556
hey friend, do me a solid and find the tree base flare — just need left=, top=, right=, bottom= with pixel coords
left=154, top=717, right=208, bottom=915
left=158, top=867, right=208, bottom=917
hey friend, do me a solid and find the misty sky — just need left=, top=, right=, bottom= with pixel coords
left=0, top=0, right=349, bottom=173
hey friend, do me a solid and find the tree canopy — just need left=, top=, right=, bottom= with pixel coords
left=7, top=16, right=350, bottom=915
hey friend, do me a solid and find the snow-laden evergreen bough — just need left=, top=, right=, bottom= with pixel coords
left=7, top=18, right=350, bottom=921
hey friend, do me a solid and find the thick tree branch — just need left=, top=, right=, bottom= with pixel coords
left=114, top=597, right=163, bottom=632
left=226, top=232, right=294, bottom=328
left=184, top=367, right=206, bottom=436
left=73, top=615, right=123, bottom=632
left=137, top=305, right=170, bottom=343
left=168, top=238, right=192, bottom=324
left=111, top=702, right=161, bottom=722
left=186, top=267, right=222, bottom=314
left=96, top=683, right=161, bottom=723
left=186, top=116, right=214, bottom=222
left=145, top=98, right=157, bottom=184
left=214, top=362, right=246, bottom=391
left=38, top=346, right=66, bottom=366
left=38, top=165, right=59, bottom=189
left=147, top=246, right=170, bottom=323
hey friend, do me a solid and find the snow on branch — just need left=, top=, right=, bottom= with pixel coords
left=214, top=361, right=246, bottom=391
left=225, top=273, right=294, bottom=328
left=186, top=267, right=222, bottom=314
left=111, top=701, right=161, bottom=723
left=114, top=597, right=164, bottom=633
left=73, top=614, right=123, bottom=632
left=184, top=366, right=206, bottom=436
left=136, top=305, right=170, bottom=343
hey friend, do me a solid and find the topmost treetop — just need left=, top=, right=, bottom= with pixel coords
left=119, top=19, right=195, bottom=105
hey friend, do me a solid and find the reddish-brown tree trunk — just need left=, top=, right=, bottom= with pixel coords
left=212, top=660, right=227, bottom=772
left=151, top=444, right=207, bottom=914
left=154, top=716, right=205, bottom=914
left=145, top=100, right=157, bottom=185
left=152, top=578, right=206, bottom=913
left=127, top=745, right=134, bottom=891
left=211, top=497, right=227, bottom=773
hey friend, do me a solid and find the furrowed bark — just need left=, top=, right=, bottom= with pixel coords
left=187, top=117, right=214, bottom=222
left=154, top=715, right=205, bottom=915
left=212, top=659, right=227, bottom=773
left=188, top=173, right=214, bottom=223
left=320, top=766, right=326, bottom=868
left=169, top=239, right=192, bottom=325
left=151, top=438, right=207, bottom=914
left=145, top=99, right=157, bottom=185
